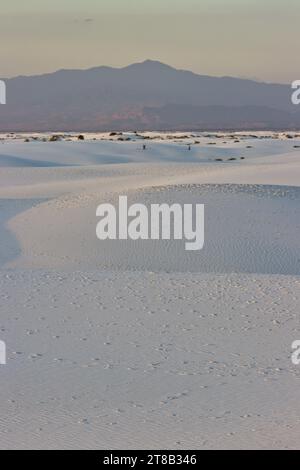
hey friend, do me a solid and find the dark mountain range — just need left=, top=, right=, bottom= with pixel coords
left=0, top=60, right=298, bottom=131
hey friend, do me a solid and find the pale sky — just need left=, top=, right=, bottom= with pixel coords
left=0, top=0, right=299, bottom=83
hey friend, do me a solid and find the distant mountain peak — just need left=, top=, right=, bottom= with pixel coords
left=126, top=59, right=175, bottom=71
left=141, top=59, right=171, bottom=67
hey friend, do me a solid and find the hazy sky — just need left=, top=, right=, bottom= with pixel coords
left=0, top=0, right=299, bottom=83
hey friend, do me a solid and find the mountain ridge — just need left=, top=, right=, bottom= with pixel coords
left=2, top=60, right=286, bottom=85
left=0, top=60, right=298, bottom=132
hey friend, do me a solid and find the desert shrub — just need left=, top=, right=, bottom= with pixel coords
left=49, top=135, right=61, bottom=142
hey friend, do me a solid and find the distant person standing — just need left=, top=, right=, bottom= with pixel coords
left=143, top=144, right=146, bottom=151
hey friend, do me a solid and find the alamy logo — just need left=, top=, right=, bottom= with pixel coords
left=0, top=80, right=6, bottom=104
left=0, top=341, right=6, bottom=365
left=291, top=81, right=300, bottom=105
left=291, top=340, right=300, bottom=365
left=96, top=196, right=205, bottom=251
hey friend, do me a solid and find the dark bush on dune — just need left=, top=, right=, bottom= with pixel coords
left=49, top=135, right=62, bottom=142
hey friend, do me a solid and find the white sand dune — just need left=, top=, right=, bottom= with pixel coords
left=0, top=132, right=300, bottom=449
left=1, top=271, right=300, bottom=450
left=4, top=184, right=300, bottom=275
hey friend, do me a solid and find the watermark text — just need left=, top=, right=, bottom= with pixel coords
left=291, top=80, right=300, bottom=105
left=291, top=340, right=300, bottom=365
left=0, top=80, right=6, bottom=104
left=0, top=341, right=6, bottom=365
left=96, top=196, right=205, bottom=251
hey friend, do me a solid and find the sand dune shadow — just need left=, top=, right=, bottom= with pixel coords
left=0, top=199, right=46, bottom=267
